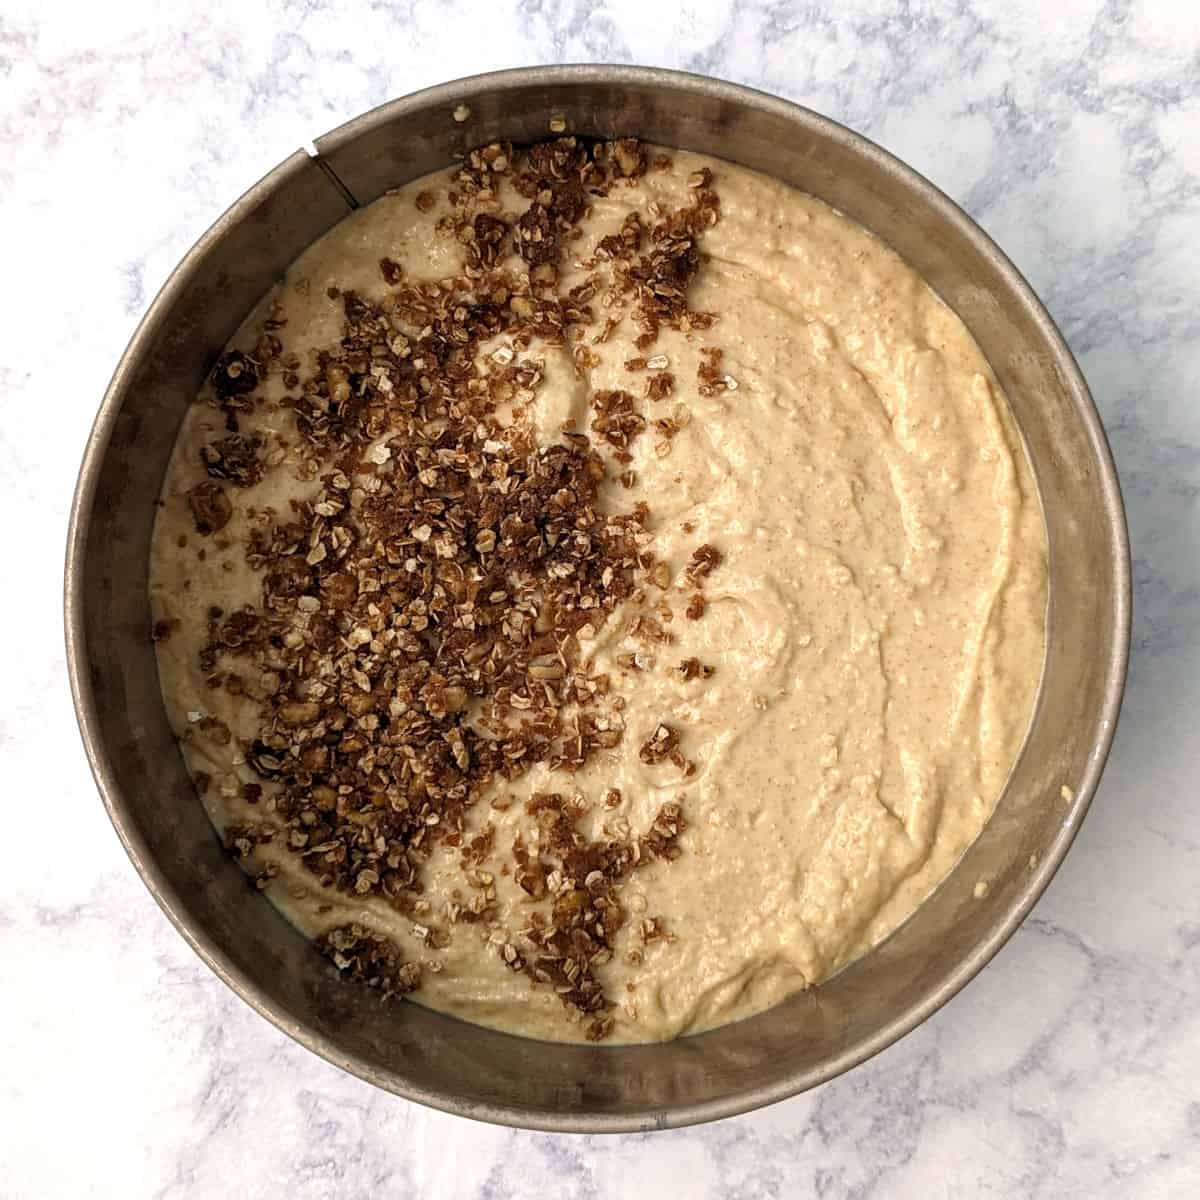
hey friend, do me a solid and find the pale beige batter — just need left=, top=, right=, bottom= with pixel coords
left=151, top=143, right=1046, bottom=1043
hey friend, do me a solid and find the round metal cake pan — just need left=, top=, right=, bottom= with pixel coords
left=65, top=65, right=1131, bottom=1132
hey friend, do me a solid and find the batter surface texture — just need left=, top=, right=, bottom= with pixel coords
left=150, top=139, right=1046, bottom=1043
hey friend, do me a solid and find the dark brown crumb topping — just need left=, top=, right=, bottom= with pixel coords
left=187, top=481, right=233, bottom=536
left=676, top=657, right=714, bottom=681
left=201, top=433, right=264, bottom=487
left=379, top=256, right=404, bottom=286
left=638, top=722, right=680, bottom=765
left=211, top=350, right=259, bottom=400
left=317, top=923, right=422, bottom=997
left=591, top=388, right=646, bottom=453
left=686, top=543, right=724, bottom=583
left=181, top=136, right=729, bottom=1036
left=645, top=372, right=675, bottom=401
left=507, top=790, right=684, bottom=1040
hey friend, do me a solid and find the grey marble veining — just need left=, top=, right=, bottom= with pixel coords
left=3, top=0, right=1198, bottom=1195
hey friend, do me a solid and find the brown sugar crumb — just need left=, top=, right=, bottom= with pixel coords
left=510, top=791, right=685, bottom=1024
left=451, top=141, right=511, bottom=210
left=469, top=213, right=510, bottom=270
left=698, top=346, right=735, bottom=396
left=200, top=433, right=264, bottom=487
left=645, top=372, right=675, bottom=401
left=587, top=315, right=619, bottom=345
left=316, top=924, right=421, bottom=998
left=640, top=915, right=668, bottom=942
left=642, top=804, right=685, bottom=862
left=209, top=350, right=262, bottom=431
left=206, top=276, right=650, bottom=904
left=179, top=136, right=731, bottom=1039
left=629, top=611, right=674, bottom=646
left=415, top=190, right=436, bottom=212
left=586, top=1015, right=615, bottom=1041
left=639, top=722, right=680, bottom=765
left=461, top=824, right=496, bottom=867
left=676, top=657, right=714, bottom=681
left=597, top=212, right=644, bottom=261
left=508, top=137, right=596, bottom=268
left=685, top=593, right=706, bottom=620
left=611, top=137, right=646, bottom=178
left=151, top=617, right=179, bottom=643
left=686, top=543, right=724, bottom=584
left=653, top=408, right=688, bottom=447
left=186, top=481, right=232, bottom=536
left=224, top=821, right=275, bottom=859
left=592, top=388, right=646, bottom=451
left=621, top=174, right=721, bottom=348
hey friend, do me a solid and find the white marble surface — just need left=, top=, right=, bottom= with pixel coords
left=3, top=0, right=1198, bottom=1194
